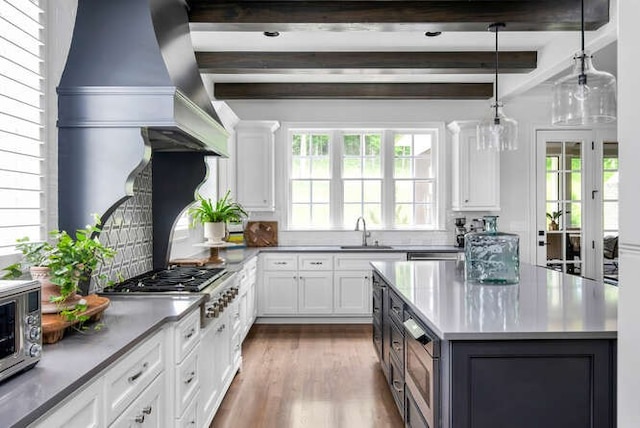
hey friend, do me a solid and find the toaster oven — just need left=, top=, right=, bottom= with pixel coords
left=0, top=280, right=42, bottom=383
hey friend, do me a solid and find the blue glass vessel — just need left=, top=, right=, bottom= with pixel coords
left=464, top=216, right=520, bottom=284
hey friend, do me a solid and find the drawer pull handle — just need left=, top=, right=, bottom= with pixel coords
left=142, top=406, right=152, bottom=415
left=128, top=362, right=148, bottom=383
left=217, top=324, right=226, bottom=333
left=184, top=328, right=195, bottom=339
left=134, top=414, right=145, bottom=423
left=392, top=380, right=403, bottom=394
left=310, top=262, right=323, bottom=265
left=392, top=341, right=402, bottom=352
left=373, top=308, right=379, bottom=313
left=392, top=306, right=401, bottom=314
left=274, top=262, right=288, bottom=265
left=185, top=372, right=195, bottom=384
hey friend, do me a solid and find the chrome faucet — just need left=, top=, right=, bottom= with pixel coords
left=355, top=216, right=371, bottom=247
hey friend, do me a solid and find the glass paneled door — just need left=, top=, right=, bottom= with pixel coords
left=536, top=129, right=618, bottom=282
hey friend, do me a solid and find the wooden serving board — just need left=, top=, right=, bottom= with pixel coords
left=42, top=294, right=110, bottom=344
left=244, top=221, right=278, bottom=247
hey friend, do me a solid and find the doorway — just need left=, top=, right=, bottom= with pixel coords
left=535, top=129, right=618, bottom=282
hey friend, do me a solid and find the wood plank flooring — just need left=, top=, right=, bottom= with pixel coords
left=211, top=324, right=404, bottom=428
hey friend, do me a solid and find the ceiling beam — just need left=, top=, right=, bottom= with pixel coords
left=197, top=51, right=537, bottom=74
left=213, top=83, right=494, bottom=100
left=188, top=0, right=609, bottom=32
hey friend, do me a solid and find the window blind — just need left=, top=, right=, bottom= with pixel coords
left=0, top=0, right=44, bottom=255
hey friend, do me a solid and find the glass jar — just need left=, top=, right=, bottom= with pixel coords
left=464, top=215, right=520, bottom=284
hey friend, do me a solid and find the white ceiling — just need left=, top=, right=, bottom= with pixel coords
left=190, top=4, right=618, bottom=99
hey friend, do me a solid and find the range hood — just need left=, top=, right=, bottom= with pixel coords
left=58, top=0, right=226, bottom=266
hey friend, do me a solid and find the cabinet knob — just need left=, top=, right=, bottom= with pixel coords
left=464, top=199, right=469, bottom=203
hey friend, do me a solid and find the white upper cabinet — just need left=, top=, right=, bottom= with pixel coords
left=448, top=121, right=500, bottom=211
left=235, top=120, right=280, bottom=212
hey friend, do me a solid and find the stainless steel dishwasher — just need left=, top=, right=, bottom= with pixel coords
left=406, top=252, right=460, bottom=261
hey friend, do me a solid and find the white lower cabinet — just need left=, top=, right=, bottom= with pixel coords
left=333, top=271, right=372, bottom=315
left=109, top=373, right=164, bottom=428
left=262, top=271, right=298, bottom=314
left=259, top=252, right=405, bottom=318
left=30, top=377, right=104, bottom=428
left=298, top=271, right=333, bottom=314
left=177, top=393, right=199, bottom=428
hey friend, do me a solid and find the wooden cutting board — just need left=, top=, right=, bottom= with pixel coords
left=42, top=294, right=110, bottom=344
left=244, top=221, right=278, bottom=247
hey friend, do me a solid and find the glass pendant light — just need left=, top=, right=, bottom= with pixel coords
left=552, top=0, right=616, bottom=125
left=477, top=23, right=518, bottom=151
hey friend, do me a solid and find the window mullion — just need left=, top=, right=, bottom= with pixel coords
left=383, top=130, right=395, bottom=228
left=331, top=130, right=343, bottom=229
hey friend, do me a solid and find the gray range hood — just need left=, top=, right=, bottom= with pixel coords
left=58, top=0, right=227, bottom=267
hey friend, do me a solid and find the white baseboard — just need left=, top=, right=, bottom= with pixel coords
left=255, top=316, right=372, bottom=324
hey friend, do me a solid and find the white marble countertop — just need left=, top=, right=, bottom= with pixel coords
left=372, top=260, right=618, bottom=340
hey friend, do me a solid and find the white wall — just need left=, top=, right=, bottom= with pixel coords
left=227, top=95, right=552, bottom=263
left=617, top=0, right=640, bottom=425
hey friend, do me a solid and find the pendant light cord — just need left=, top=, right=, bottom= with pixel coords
left=494, top=24, right=499, bottom=121
left=580, top=0, right=587, bottom=82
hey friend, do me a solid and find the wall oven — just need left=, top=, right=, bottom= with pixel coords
left=404, top=311, right=440, bottom=428
left=0, top=280, right=42, bottom=383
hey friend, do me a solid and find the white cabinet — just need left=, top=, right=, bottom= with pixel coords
left=109, top=374, right=164, bottom=428
left=262, top=271, right=299, bottom=315
left=448, top=120, right=500, bottom=211
left=30, top=378, right=104, bottom=428
left=333, top=271, right=372, bottom=315
left=238, top=256, right=258, bottom=340
left=298, top=271, right=334, bottom=314
left=235, top=120, right=280, bottom=212
left=259, top=252, right=405, bottom=318
left=104, top=331, right=165, bottom=424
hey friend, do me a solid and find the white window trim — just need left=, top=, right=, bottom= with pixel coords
left=281, top=121, right=447, bottom=231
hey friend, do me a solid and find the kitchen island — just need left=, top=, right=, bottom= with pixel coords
left=372, top=260, right=617, bottom=428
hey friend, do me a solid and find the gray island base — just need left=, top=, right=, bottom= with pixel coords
left=371, top=260, right=617, bottom=428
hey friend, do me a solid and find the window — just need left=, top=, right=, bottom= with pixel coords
left=0, top=0, right=45, bottom=256
left=286, top=124, right=444, bottom=230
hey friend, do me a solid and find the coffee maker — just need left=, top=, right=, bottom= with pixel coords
left=454, top=217, right=467, bottom=248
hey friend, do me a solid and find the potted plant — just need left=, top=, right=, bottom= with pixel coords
left=2, top=221, right=116, bottom=319
left=546, top=210, right=563, bottom=231
left=188, top=190, right=248, bottom=243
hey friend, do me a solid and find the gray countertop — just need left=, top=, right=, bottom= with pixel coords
left=0, top=294, right=205, bottom=428
left=372, top=261, right=618, bottom=340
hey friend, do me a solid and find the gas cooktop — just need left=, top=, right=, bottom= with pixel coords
left=106, top=266, right=227, bottom=293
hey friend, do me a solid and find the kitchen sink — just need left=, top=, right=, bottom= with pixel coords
left=340, top=245, right=394, bottom=250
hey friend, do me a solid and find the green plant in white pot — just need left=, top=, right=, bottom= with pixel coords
left=188, top=191, right=248, bottom=243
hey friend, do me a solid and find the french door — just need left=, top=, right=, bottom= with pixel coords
left=535, top=129, right=618, bottom=281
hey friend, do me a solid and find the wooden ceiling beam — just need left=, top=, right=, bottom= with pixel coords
left=197, top=51, right=537, bottom=74
left=213, top=83, right=494, bottom=100
left=188, top=0, right=609, bottom=32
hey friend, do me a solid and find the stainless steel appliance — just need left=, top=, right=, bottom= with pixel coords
left=404, top=312, right=440, bottom=428
left=454, top=217, right=467, bottom=248
left=103, top=266, right=238, bottom=327
left=407, top=252, right=460, bottom=261
left=0, top=280, right=41, bottom=383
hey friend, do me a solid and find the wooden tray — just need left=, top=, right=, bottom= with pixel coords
left=244, top=221, right=278, bottom=247
left=42, top=294, right=110, bottom=344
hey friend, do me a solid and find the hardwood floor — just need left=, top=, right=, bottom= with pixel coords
left=211, top=324, right=404, bottom=428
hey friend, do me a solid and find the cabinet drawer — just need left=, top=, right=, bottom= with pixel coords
left=105, top=331, right=165, bottom=423
left=31, top=378, right=104, bottom=428
left=109, top=372, right=164, bottom=428
left=299, top=254, right=333, bottom=271
left=177, top=392, right=199, bottom=428
left=406, top=389, right=429, bottom=428
left=388, top=290, right=405, bottom=328
left=389, top=352, right=405, bottom=419
left=389, top=320, right=405, bottom=372
left=175, top=345, right=199, bottom=417
left=263, top=254, right=298, bottom=271
left=373, top=317, right=383, bottom=361
left=334, top=253, right=405, bottom=271
left=174, top=309, right=200, bottom=364
left=372, top=291, right=382, bottom=324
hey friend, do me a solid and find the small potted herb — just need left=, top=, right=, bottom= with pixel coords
left=546, top=210, right=563, bottom=231
left=188, top=190, right=248, bottom=243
